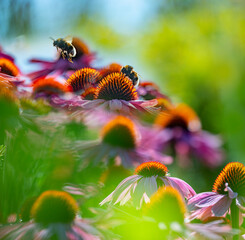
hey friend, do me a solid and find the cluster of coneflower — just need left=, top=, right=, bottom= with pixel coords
left=0, top=37, right=244, bottom=239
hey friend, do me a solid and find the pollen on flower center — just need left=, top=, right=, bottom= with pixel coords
left=101, top=116, right=137, bottom=149
left=31, top=190, right=78, bottom=225
left=0, top=58, right=19, bottom=77
left=33, top=78, right=70, bottom=96
left=155, top=103, right=201, bottom=132
left=213, top=162, right=245, bottom=196
left=66, top=68, right=100, bottom=92
left=135, top=161, right=168, bottom=177
left=144, top=186, right=186, bottom=224
left=94, top=72, right=138, bottom=101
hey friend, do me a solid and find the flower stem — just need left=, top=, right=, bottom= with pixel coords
left=230, top=200, right=239, bottom=240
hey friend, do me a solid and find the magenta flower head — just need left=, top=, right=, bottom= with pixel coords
left=75, top=116, right=172, bottom=168
left=155, top=103, right=224, bottom=168
left=188, top=162, right=245, bottom=221
left=28, top=37, right=95, bottom=80
left=0, top=190, right=102, bottom=240
left=100, top=161, right=195, bottom=208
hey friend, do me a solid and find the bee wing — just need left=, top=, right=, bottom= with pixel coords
left=71, top=44, right=76, bottom=57
left=63, top=35, right=73, bottom=44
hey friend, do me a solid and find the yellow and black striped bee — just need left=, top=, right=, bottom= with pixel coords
left=51, top=36, right=76, bottom=63
left=121, top=65, right=139, bottom=87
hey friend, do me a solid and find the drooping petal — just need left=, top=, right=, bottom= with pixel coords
left=144, top=176, right=158, bottom=199
left=167, top=177, right=196, bottom=199
left=195, top=194, right=224, bottom=208
left=99, top=175, right=141, bottom=205
left=188, top=192, right=218, bottom=211
left=211, top=195, right=232, bottom=216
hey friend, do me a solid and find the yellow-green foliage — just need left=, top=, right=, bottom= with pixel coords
left=139, top=0, right=245, bottom=159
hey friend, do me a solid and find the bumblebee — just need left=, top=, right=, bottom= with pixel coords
left=121, top=65, right=139, bottom=86
left=51, top=37, right=76, bottom=63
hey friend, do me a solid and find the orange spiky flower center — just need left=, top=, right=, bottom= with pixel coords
left=135, top=161, right=168, bottom=177
left=66, top=68, right=100, bottom=92
left=33, top=78, right=70, bottom=96
left=95, top=72, right=138, bottom=101
left=101, top=116, right=137, bottom=149
left=144, top=186, right=186, bottom=224
left=31, top=190, right=78, bottom=225
left=213, top=162, right=245, bottom=196
left=155, top=103, right=201, bottom=132
left=0, top=58, right=19, bottom=77
left=97, top=63, right=122, bottom=83
left=81, top=87, right=97, bottom=100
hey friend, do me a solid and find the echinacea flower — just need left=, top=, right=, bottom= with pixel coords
left=97, top=63, right=122, bottom=83
left=142, top=186, right=233, bottom=240
left=28, top=37, right=95, bottom=80
left=0, top=190, right=102, bottom=240
left=74, top=116, right=172, bottom=168
left=100, top=161, right=195, bottom=208
left=32, top=77, right=71, bottom=99
left=137, top=81, right=169, bottom=100
left=154, top=103, right=223, bottom=168
left=188, top=162, right=245, bottom=221
left=66, top=68, right=100, bottom=93
left=76, top=72, right=158, bottom=114
left=0, top=58, right=25, bottom=87
left=0, top=58, right=20, bottom=77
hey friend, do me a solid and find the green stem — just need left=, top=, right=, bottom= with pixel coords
left=230, top=199, right=239, bottom=240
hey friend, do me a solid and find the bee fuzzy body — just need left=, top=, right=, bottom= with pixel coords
left=121, top=65, right=139, bottom=87
left=52, top=38, right=76, bottom=63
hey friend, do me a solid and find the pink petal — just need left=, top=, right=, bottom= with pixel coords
left=167, top=177, right=196, bottom=199
left=196, top=194, right=224, bottom=208
left=212, top=195, right=232, bottom=216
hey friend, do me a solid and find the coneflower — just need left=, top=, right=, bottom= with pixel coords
left=100, top=161, right=195, bottom=208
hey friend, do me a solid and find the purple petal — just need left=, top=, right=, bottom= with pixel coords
left=167, top=177, right=196, bottom=199
left=81, top=99, right=104, bottom=109
left=212, top=195, right=232, bottom=216
left=109, top=100, right=122, bottom=111
left=188, top=192, right=218, bottom=210
left=195, top=194, right=224, bottom=208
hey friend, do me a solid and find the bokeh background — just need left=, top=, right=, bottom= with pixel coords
left=1, top=0, right=245, bottom=225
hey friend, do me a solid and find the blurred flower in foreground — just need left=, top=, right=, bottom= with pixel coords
left=100, top=161, right=195, bottom=208
left=143, top=186, right=232, bottom=240
left=74, top=116, right=172, bottom=168
left=29, top=37, right=95, bottom=80
left=0, top=57, right=25, bottom=87
left=32, top=77, right=71, bottom=99
left=155, top=103, right=224, bottom=168
left=188, top=162, right=245, bottom=222
left=0, top=190, right=102, bottom=240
